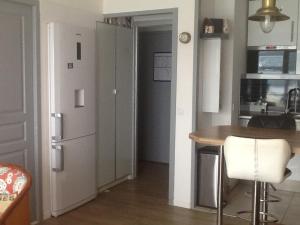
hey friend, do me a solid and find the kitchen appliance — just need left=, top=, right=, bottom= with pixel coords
left=48, top=22, right=97, bottom=217
left=249, top=96, right=268, bottom=112
left=286, top=88, right=300, bottom=114
left=197, top=147, right=228, bottom=208
left=247, top=48, right=296, bottom=74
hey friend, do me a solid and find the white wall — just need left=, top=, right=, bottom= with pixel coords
left=231, top=0, right=248, bottom=125
left=103, top=0, right=179, bottom=14
left=40, top=0, right=103, bottom=219
left=103, top=0, right=199, bottom=208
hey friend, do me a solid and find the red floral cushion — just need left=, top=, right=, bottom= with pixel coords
left=0, top=165, right=28, bottom=214
left=0, top=166, right=27, bottom=195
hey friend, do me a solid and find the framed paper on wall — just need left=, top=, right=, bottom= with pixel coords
left=153, top=52, right=172, bottom=81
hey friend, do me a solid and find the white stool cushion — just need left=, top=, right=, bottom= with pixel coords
left=224, top=136, right=291, bottom=184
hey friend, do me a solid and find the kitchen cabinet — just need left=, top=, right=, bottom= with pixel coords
left=96, top=22, right=134, bottom=188
left=248, top=0, right=299, bottom=47
left=201, top=38, right=221, bottom=113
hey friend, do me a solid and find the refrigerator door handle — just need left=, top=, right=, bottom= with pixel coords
left=51, top=144, right=64, bottom=172
left=51, top=113, right=63, bottom=141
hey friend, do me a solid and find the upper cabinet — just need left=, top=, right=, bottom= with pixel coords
left=248, top=0, right=299, bottom=47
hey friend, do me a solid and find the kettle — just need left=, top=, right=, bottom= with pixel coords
left=285, top=88, right=300, bottom=114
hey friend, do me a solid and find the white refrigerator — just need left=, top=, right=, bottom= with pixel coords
left=48, top=22, right=97, bottom=217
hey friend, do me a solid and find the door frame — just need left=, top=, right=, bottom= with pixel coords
left=104, top=9, right=178, bottom=203
left=0, top=0, right=42, bottom=223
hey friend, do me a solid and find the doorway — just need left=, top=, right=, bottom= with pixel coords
left=132, top=11, right=178, bottom=202
left=99, top=10, right=178, bottom=203
left=136, top=26, right=173, bottom=198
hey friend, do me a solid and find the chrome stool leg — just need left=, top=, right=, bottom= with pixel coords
left=252, top=181, right=261, bottom=225
left=262, top=182, right=269, bottom=225
left=260, top=182, right=279, bottom=224
left=237, top=182, right=279, bottom=224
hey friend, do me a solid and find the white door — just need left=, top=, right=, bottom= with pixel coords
left=0, top=1, right=39, bottom=221
left=115, top=26, right=134, bottom=179
left=248, top=0, right=299, bottom=47
left=97, top=23, right=116, bottom=187
left=49, top=23, right=96, bottom=140
left=97, top=23, right=134, bottom=187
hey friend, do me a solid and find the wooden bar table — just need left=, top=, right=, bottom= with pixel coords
left=189, top=125, right=300, bottom=225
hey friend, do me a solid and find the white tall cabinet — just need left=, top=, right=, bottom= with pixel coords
left=248, top=0, right=299, bottom=47
left=96, top=22, right=134, bottom=188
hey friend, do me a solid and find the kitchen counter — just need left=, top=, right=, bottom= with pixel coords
left=190, top=125, right=300, bottom=154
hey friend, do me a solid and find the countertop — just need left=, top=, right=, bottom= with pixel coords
left=190, top=125, right=300, bottom=154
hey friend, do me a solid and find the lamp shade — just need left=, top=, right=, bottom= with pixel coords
left=248, top=0, right=290, bottom=22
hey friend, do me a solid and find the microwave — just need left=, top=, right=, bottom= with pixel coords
left=247, top=48, right=296, bottom=74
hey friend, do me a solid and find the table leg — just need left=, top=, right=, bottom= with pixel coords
left=217, top=145, right=224, bottom=225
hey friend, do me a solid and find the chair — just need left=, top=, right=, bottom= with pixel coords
left=248, top=114, right=296, bottom=130
left=247, top=113, right=295, bottom=223
left=224, top=136, right=291, bottom=225
left=0, top=163, right=32, bottom=225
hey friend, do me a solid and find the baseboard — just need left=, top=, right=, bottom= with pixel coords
left=51, top=193, right=97, bottom=217
left=173, top=199, right=191, bottom=209
left=31, top=221, right=39, bottom=225
left=127, top=174, right=134, bottom=180
left=98, top=175, right=131, bottom=193
left=193, top=206, right=216, bottom=214
left=43, top=209, right=51, bottom=221
left=168, top=199, right=174, bottom=206
left=274, top=179, right=300, bottom=193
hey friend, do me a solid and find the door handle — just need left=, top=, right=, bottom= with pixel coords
left=113, top=89, right=118, bottom=95
left=291, top=21, right=295, bottom=43
left=51, top=144, right=64, bottom=172
left=51, top=113, right=63, bottom=141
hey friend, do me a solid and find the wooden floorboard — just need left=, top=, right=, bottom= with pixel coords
left=39, top=162, right=280, bottom=225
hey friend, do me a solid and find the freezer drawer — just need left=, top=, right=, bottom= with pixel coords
left=51, top=134, right=97, bottom=217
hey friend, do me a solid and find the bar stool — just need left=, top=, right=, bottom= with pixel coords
left=224, top=136, right=292, bottom=225
left=247, top=114, right=295, bottom=223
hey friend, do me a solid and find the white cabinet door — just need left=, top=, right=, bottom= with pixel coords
left=97, top=23, right=116, bottom=187
left=115, top=26, right=134, bottom=180
left=96, top=23, right=134, bottom=187
left=248, top=0, right=299, bottom=47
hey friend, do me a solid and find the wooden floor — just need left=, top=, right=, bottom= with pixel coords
left=39, top=162, right=267, bottom=225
